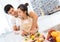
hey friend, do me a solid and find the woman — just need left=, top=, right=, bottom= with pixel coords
left=16, top=3, right=38, bottom=36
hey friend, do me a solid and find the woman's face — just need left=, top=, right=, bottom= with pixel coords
left=17, top=8, right=26, bottom=18
left=8, top=8, right=18, bottom=17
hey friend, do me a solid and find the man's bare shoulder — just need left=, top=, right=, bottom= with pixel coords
left=29, top=11, right=38, bottom=17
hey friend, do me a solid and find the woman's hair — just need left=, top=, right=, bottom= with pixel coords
left=4, top=4, right=13, bottom=14
left=17, top=3, right=29, bottom=16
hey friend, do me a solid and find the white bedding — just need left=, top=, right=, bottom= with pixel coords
left=38, top=11, right=60, bottom=32
left=0, top=11, right=60, bottom=42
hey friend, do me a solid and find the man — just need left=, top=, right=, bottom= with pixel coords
left=4, top=4, right=19, bottom=31
left=4, top=4, right=38, bottom=34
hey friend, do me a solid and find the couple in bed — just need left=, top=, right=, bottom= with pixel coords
left=4, top=3, right=38, bottom=36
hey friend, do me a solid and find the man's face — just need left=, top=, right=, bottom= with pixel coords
left=8, top=8, right=18, bottom=17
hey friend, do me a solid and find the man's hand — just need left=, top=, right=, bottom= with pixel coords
left=30, top=23, right=38, bottom=35
left=30, top=22, right=38, bottom=34
left=30, top=27, right=38, bottom=35
left=13, top=25, right=20, bottom=31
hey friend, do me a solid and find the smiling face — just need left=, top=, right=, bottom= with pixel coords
left=17, top=8, right=27, bottom=19
left=8, top=8, right=18, bottom=17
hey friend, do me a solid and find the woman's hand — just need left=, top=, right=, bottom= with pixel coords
left=13, top=25, right=20, bottom=31
left=21, top=31, right=28, bottom=36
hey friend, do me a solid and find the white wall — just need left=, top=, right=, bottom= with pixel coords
left=56, top=0, right=60, bottom=6
left=0, top=4, right=11, bottom=35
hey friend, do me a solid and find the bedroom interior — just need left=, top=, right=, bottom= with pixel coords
left=0, top=0, right=60, bottom=42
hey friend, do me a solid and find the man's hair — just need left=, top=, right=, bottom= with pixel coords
left=4, top=4, right=13, bottom=14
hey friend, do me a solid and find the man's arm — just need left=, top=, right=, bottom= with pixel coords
left=29, top=11, right=38, bottom=28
